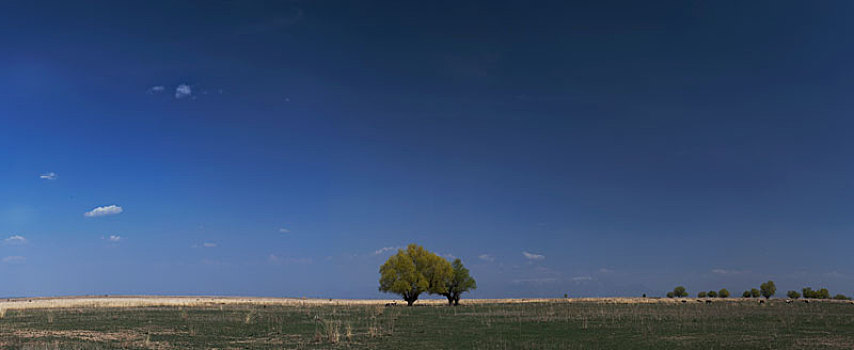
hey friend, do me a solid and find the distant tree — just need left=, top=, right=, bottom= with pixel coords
left=378, top=244, right=453, bottom=306
left=759, top=281, right=776, bottom=299
left=818, top=288, right=830, bottom=299
left=642, top=294, right=646, bottom=298
left=441, top=258, right=477, bottom=306
left=707, top=290, right=717, bottom=298
left=742, top=290, right=751, bottom=298
left=666, top=291, right=675, bottom=298
left=802, top=287, right=815, bottom=299
left=698, top=291, right=707, bottom=298
left=673, top=286, right=688, bottom=298
left=564, top=293, right=568, bottom=299
left=787, top=290, right=801, bottom=299
left=833, top=294, right=850, bottom=300
left=718, top=289, right=730, bottom=298
left=750, top=288, right=761, bottom=298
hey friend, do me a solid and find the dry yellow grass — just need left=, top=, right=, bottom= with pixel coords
left=1, top=295, right=851, bottom=311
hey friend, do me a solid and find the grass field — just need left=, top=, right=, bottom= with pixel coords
left=1, top=298, right=853, bottom=349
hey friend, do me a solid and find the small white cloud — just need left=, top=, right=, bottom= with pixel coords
left=522, top=251, right=545, bottom=260
left=4, top=235, right=27, bottom=245
left=108, top=235, right=121, bottom=242
left=373, top=246, right=401, bottom=256
left=2, top=256, right=26, bottom=264
left=711, top=268, right=748, bottom=276
left=39, top=172, right=57, bottom=180
left=598, top=268, right=614, bottom=274
left=571, top=276, right=593, bottom=282
left=148, top=85, right=165, bottom=94
left=84, top=205, right=123, bottom=217
left=512, top=278, right=557, bottom=285
left=175, top=84, right=192, bottom=99
left=478, top=254, right=495, bottom=262
left=202, top=242, right=216, bottom=248
left=268, top=254, right=311, bottom=264
left=278, top=228, right=290, bottom=233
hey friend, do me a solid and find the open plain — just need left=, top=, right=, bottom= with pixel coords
left=1, top=296, right=853, bottom=349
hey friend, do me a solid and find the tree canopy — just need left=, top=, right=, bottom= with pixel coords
left=441, top=259, right=477, bottom=305
left=759, top=280, right=776, bottom=299
left=378, top=244, right=453, bottom=305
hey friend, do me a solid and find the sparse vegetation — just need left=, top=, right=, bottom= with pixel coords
left=1, top=300, right=854, bottom=349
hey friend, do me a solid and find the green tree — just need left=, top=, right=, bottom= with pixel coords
left=718, top=288, right=730, bottom=298
left=750, top=288, right=761, bottom=298
left=378, top=244, right=453, bottom=306
left=833, top=294, right=850, bottom=300
left=742, top=290, right=751, bottom=298
left=759, top=281, right=776, bottom=299
left=802, top=287, right=815, bottom=299
left=818, top=288, right=830, bottom=299
left=673, top=286, right=688, bottom=298
left=666, top=291, right=675, bottom=298
left=787, top=290, right=801, bottom=299
left=707, top=290, right=717, bottom=298
left=441, top=258, right=477, bottom=306
left=697, top=291, right=707, bottom=298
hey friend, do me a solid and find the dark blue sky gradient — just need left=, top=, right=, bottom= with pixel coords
left=2, top=1, right=854, bottom=298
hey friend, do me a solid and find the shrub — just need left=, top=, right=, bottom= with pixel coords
left=707, top=290, right=717, bottom=298
left=833, top=294, right=850, bottom=300
left=787, top=290, right=801, bottom=299
left=673, top=286, right=688, bottom=298
left=750, top=288, right=761, bottom=298
left=718, top=289, right=730, bottom=298
left=666, top=291, right=675, bottom=298
left=742, top=290, right=751, bottom=298
left=697, top=291, right=707, bottom=298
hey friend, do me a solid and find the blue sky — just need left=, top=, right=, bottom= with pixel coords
left=2, top=0, right=854, bottom=299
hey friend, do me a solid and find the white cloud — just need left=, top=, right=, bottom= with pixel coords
left=478, top=254, right=495, bottom=262
left=512, top=278, right=557, bottom=285
left=711, top=268, right=748, bottom=276
left=278, top=228, right=290, bottom=233
left=202, top=242, right=216, bottom=248
left=148, top=85, right=165, bottom=93
left=268, top=254, right=311, bottom=264
left=2, top=256, right=25, bottom=264
left=522, top=251, right=545, bottom=260
left=84, top=205, right=123, bottom=217
left=571, top=276, right=593, bottom=282
left=39, top=172, right=57, bottom=180
left=175, top=84, right=192, bottom=99
left=4, top=235, right=27, bottom=245
left=598, top=268, right=614, bottom=274
left=108, top=235, right=121, bottom=242
left=373, top=246, right=401, bottom=255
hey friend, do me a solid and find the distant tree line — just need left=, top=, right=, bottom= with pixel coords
left=665, top=280, right=851, bottom=301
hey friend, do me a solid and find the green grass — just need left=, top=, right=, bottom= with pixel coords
left=1, top=300, right=853, bottom=349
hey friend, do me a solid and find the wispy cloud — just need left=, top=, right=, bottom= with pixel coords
left=175, top=84, right=192, bottom=99
left=39, top=172, right=57, bottom=180
left=148, top=85, right=165, bottom=94
left=598, top=268, right=614, bottom=274
left=202, top=242, right=216, bottom=248
left=84, top=205, right=123, bottom=217
left=268, top=254, right=312, bottom=264
left=512, top=278, right=557, bottom=285
left=478, top=254, right=495, bottom=262
left=571, top=276, right=593, bottom=282
left=522, top=251, right=545, bottom=260
left=2, top=256, right=26, bottom=264
left=278, top=227, right=290, bottom=233
left=711, top=268, right=749, bottom=276
left=373, top=246, right=401, bottom=256
left=4, top=235, right=27, bottom=245
left=108, top=235, right=122, bottom=242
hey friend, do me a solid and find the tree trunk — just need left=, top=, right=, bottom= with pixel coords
left=454, top=296, right=460, bottom=306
